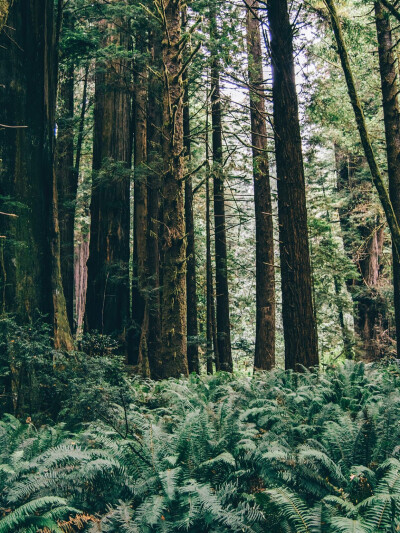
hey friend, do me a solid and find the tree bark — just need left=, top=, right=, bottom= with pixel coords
left=0, top=0, right=72, bottom=350
left=210, top=1, right=233, bottom=372
left=183, top=9, right=200, bottom=375
left=246, top=0, right=275, bottom=371
left=86, top=23, right=132, bottom=337
left=158, top=0, right=189, bottom=378
left=147, top=30, right=163, bottom=377
left=267, top=0, right=319, bottom=370
left=131, top=35, right=150, bottom=376
left=56, top=64, right=76, bottom=331
left=375, top=1, right=400, bottom=358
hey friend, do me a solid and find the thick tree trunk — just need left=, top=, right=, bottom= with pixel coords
left=56, top=65, right=76, bottom=330
left=147, top=31, right=162, bottom=377
left=131, top=37, right=150, bottom=376
left=0, top=0, right=72, bottom=350
left=267, top=0, right=319, bottom=370
left=158, top=0, right=189, bottom=378
left=210, top=1, right=233, bottom=372
left=246, top=0, right=275, bottom=371
left=86, top=24, right=132, bottom=337
left=375, top=1, right=400, bottom=358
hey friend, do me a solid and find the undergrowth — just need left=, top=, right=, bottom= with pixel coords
left=1, top=361, right=400, bottom=531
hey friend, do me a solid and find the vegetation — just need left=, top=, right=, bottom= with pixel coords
left=0, top=361, right=400, bottom=531
left=3, top=0, right=400, bottom=529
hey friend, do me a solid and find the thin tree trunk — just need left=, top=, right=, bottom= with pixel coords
left=205, top=94, right=217, bottom=374
left=375, top=1, right=400, bottom=358
left=131, top=36, right=150, bottom=376
left=75, top=62, right=89, bottom=177
left=56, top=64, right=76, bottom=330
left=147, top=30, right=162, bottom=378
left=267, top=0, right=319, bottom=370
left=86, top=23, right=132, bottom=337
left=183, top=9, right=200, bottom=375
left=246, top=0, right=275, bottom=371
left=158, top=0, right=189, bottom=378
left=74, top=64, right=90, bottom=338
left=210, top=1, right=233, bottom=372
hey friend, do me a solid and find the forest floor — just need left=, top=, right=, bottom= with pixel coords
left=1, top=361, right=400, bottom=531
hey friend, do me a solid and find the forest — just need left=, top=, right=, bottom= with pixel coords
left=2, top=0, right=400, bottom=530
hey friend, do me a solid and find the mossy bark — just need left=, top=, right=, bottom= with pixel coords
left=158, top=0, right=189, bottom=378
left=0, top=0, right=72, bottom=350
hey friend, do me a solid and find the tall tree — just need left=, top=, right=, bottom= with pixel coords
left=183, top=8, right=200, bottom=375
left=375, top=0, right=400, bottom=358
left=56, top=63, right=76, bottom=331
left=146, top=28, right=163, bottom=377
left=246, top=0, right=275, bottom=370
left=267, top=0, right=319, bottom=369
left=86, top=22, right=132, bottom=337
left=0, top=0, right=72, bottom=350
left=131, top=32, right=150, bottom=374
left=209, top=0, right=233, bottom=372
left=157, top=0, right=189, bottom=378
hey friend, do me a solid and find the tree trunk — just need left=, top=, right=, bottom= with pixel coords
left=210, top=1, right=233, bottom=372
left=375, top=1, right=400, bottom=358
left=131, top=36, right=150, bottom=376
left=158, top=0, right=189, bottom=378
left=0, top=0, right=72, bottom=350
left=74, top=64, right=90, bottom=339
left=86, top=23, right=132, bottom=337
left=267, top=0, right=319, bottom=370
left=246, top=0, right=275, bottom=371
left=56, top=64, right=76, bottom=331
left=183, top=10, right=200, bottom=375
left=147, top=30, right=162, bottom=377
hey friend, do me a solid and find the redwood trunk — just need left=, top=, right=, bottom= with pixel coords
left=86, top=25, right=132, bottom=337
left=56, top=65, right=76, bottom=330
left=246, top=0, right=275, bottom=370
left=159, top=0, right=189, bottom=378
left=131, top=38, right=150, bottom=375
left=147, top=31, right=162, bottom=377
left=0, top=0, right=72, bottom=350
left=267, top=0, right=319, bottom=370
